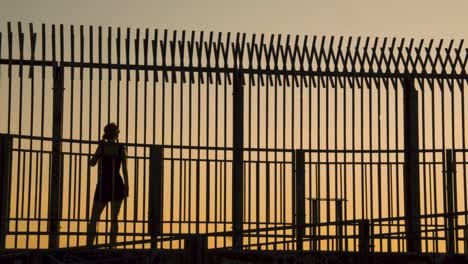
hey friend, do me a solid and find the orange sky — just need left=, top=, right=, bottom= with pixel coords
left=1, top=0, right=467, bottom=252
left=0, top=0, right=467, bottom=39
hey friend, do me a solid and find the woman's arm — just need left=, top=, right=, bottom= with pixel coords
left=89, top=142, right=103, bottom=167
left=121, top=145, right=129, bottom=192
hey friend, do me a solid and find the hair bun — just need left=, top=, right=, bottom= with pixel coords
left=103, top=123, right=119, bottom=141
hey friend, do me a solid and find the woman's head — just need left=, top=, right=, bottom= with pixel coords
left=103, top=123, right=120, bottom=141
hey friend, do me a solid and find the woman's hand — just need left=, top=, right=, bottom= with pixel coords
left=89, top=143, right=103, bottom=167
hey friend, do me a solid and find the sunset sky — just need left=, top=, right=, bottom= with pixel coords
left=1, top=0, right=467, bottom=252
left=1, top=0, right=467, bottom=39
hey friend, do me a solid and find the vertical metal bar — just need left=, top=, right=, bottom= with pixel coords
left=247, top=42, right=253, bottom=249
left=420, top=79, right=428, bottom=253
left=149, top=145, right=164, bottom=248
left=445, top=149, right=455, bottom=254
left=222, top=32, right=230, bottom=248
left=26, top=23, right=36, bottom=249
left=78, top=25, right=85, bottom=247
left=427, top=79, right=438, bottom=252
left=48, top=65, right=65, bottom=248
left=66, top=24, right=74, bottom=247
left=351, top=76, right=357, bottom=252
left=336, top=200, right=343, bottom=251
left=205, top=33, right=212, bottom=236
left=7, top=23, right=12, bottom=135
left=98, top=26, right=103, bottom=136
left=16, top=22, right=25, bottom=248
left=368, top=77, right=374, bottom=252
left=295, top=149, right=305, bottom=250
left=69, top=24, right=79, bottom=246
left=342, top=78, right=348, bottom=252
left=377, top=80, right=383, bottom=253
left=86, top=26, right=94, bottom=245
left=312, top=199, right=319, bottom=250
left=232, top=69, right=244, bottom=250
left=214, top=34, right=219, bottom=248
left=256, top=43, right=262, bottom=248
left=142, top=28, right=149, bottom=248
left=403, top=77, right=421, bottom=253
left=386, top=79, right=392, bottom=253
left=187, top=31, right=193, bottom=239
left=449, top=82, right=458, bottom=253
left=133, top=28, right=140, bottom=247
left=266, top=161, right=271, bottom=248
left=359, top=219, right=370, bottom=264
left=107, top=27, right=112, bottom=124
left=0, top=134, right=13, bottom=249
left=462, top=75, right=468, bottom=256
left=196, top=160, right=200, bottom=234
left=465, top=228, right=468, bottom=257
left=169, top=30, right=176, bottom=244
left=195, top=31, right=203, bottom=242
left=38, top=23, right=46, bottom=249
left=178, top=30, right=185, bottom=248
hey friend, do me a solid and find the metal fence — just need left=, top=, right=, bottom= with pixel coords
left=0, top=22, right=468, bottom=254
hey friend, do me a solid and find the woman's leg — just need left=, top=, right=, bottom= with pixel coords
left=110, top=199, right=123, bottom=246
left=86, top=200, right=107, bottom=246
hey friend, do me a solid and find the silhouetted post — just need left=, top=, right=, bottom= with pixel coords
left=312, top=199, right=319, bottom=250
left=232, top=70, right=244, bottom=250
left=464, top=228, right=468, bottom=258
left=359, top=219, right=370, bottom=264
left=403, top=77, right=421, bottom=253
left=295, top=150, right=305, bottom=250
left=445, top=149, right=455, bottom=254
left=149, top=145, right=164, bottom=248
left=48, top=65, right=65, bottom=248
left=184, top=235, right=207, bottom=264
left=336, top=200, right=343, bottom=251
left=0, top=134, right=13, bottom=249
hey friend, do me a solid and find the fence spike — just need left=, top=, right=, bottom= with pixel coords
left=18, top=22, right=24, bottom=78
left=178, top=30, right=186, bottom=84
left=169, top=30, right=177, bottom=84
left=151, top=29, right=158, bottom=83
left=125, top=28, right=130, bottom=82
left=213, top=32, right=222, bottom=85
left=195, top=30, right=204, bottom=84
left=134, top=28, right=140, bottom=82
left=28, top=23, right=36, bottom=79
left=59, top=24, right=64, bottom=63
left=107, top=27, right=112, bottom=81
left=187, top=30, right=195, bottom=84
left=98, top=26, right=102, bottom=81
left=143, top=28, right=149, bottom=83
left=69, top=25, right=74, bottom=81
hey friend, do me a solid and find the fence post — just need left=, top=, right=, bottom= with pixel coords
left=184, top=235, right=207, bottom=264
left=295, top=150, right=305, bottom=251
left=232, top=70, right=244, bottom=250
left=359, top=219, right=370, bottom=264
left=0, top=134, right=13, bottom=249
left=403, top=77, right=421, bottom=253
left=48, top=65, right=65, bottom=248
left=464, top=227, right=468, bottom=258
left=445, top=149, right=455, bottom=254
left=149, top=145, right=164, bottom=248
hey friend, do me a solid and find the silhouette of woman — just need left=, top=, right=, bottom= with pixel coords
left=87, top=123, right=129, bottom=247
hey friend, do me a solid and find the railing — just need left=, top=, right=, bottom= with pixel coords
left=2, top=134, right=468, bottom=254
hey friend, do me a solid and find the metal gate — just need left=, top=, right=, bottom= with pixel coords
left=0, top=22, right=468, bottom=254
